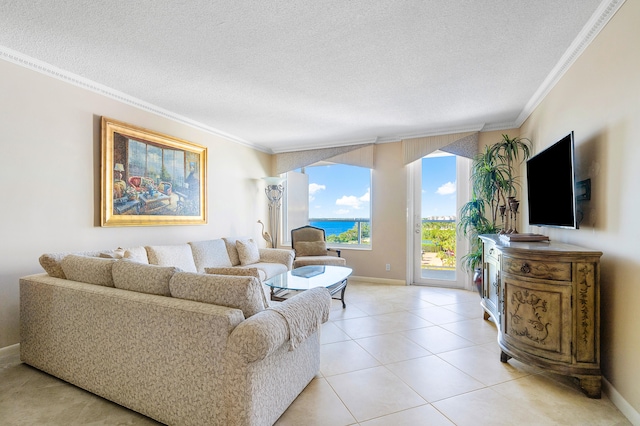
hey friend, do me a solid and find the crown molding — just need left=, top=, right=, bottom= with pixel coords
left=0, top=46, right=272, bottom=154
left=515, top=0, right=626, bottom=127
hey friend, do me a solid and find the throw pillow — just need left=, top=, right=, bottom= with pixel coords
left=146, top=244, right=197, bottom=272
left=39, top=250, right=106, bottom=278
left=60, top=255, right=116, bottom=287
left=295, top=241, right=327, bottom=257
left=236, top=239, right=260, bottom=265
left=222, top=237, right=249, bottom=266
left=112, top=260, right=180, bottom=296
left=169, top=272, right=267, bottom=318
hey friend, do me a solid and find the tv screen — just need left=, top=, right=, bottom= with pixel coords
left=526, top=132, right=578, bottom=229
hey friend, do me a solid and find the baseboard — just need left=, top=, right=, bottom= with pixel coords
left=349, top=276, right=407, bottom=286
left=603, top=377, right=640, bottom=425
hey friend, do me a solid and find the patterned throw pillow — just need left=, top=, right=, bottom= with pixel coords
left=236, top=239, right=260, bottom=265
left=295, top=241, right=327, bottom=257
left=189, top=239, right=233, bottom=272
left=60, top=255, right=116, bottom=287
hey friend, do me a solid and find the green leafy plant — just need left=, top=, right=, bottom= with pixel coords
left=459, top=134, right=531, bottom=272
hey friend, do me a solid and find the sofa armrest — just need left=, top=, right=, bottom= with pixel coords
left=258, top=248, right=294, bottom=270
left=227, top=287, right=330, bottom=363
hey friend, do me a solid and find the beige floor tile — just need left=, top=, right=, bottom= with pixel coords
left=348, top=299, right=410, bottom=316
left=437, top=345, right=532, bottom=386
left=275, top=378, right=356, bottom=426
left=333, top=312, right=430, bottom=340
left=329, top=301, right=369, bottom=321
left=410, top=306, right=469, bottom=324
left=355, top=333, right=431, bottom=364
left=321, top=321, right=351, bottom=344
left=320, top=340, right=380, bottom=377
left=491, top=374, right=632, bottom=425
left=359, top=403, right=455, bottom=426
left=442, top=301, right=485, bottom=319
left=385, top=355, right=485, bottom=402
left=401, top=326, right=475, bottom=354
left=325, top=366, right=426, bottom=422
left=439, top=316, right=499, bottom=344
left=433, top=387, right=554, bottom=425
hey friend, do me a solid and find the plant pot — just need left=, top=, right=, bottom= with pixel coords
left=473, top=267, right=483, bottom=297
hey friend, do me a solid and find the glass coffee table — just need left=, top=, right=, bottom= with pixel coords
left=264, top=265, right=352, bottom=308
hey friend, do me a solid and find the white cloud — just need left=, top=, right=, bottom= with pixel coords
left=359, top=188, right=370, bottom=202
left=436, top=181, right=456, bottom=195
left=336, top=188, right=370, bottom=210
left=309, top=183, right=326, bottom=195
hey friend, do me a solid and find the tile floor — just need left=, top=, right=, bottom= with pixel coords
left=0, top=282, right=632, bottom=425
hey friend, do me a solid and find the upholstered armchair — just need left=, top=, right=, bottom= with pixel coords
left=128, top=176, right=155, bottom=192
left=291, top=225, right=347, bottom=268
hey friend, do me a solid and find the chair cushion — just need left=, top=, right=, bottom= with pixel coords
left=60, top=255, right=116, bottom=287
left=169, top=272, right=267, bottom=318
left=204, top=267, right=261, bottom=280
left=293, top=256, right=347, bottom=268
left=146, top=244, right=197, bottom=272
left=112, top=260, right=179, bottom=296
left=237, top=262, right=286, bottom=280
left=295, top=241, right=327, bottom=257
left=189, top=239, right=233, bottom=272
left=236, top=239, right=260, bottom=265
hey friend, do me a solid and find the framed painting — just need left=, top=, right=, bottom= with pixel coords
left=101, top=117, right=207, bottom=226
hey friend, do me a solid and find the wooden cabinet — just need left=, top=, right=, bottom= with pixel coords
left=479, top=235, right=602, bottom=398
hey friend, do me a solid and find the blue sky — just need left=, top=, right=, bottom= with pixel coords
left=303, top=153, right=456, bottom=219
left=305, top=164, right=371, bottom=219
left=422, top=153, right=456, bottom=217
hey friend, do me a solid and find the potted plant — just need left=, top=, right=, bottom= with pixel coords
left=459, top=134, right=531, bottom=293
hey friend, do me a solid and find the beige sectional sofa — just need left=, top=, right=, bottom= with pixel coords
left=20, top=238, right=330, bottom=426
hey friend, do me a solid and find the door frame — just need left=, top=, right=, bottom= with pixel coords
left=406, top=154, right=472, bottom=289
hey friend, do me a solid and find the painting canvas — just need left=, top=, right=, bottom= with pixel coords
left=101, top=117, right=207, bottom=226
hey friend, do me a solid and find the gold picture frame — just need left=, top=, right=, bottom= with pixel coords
left=101, top=117, right=207, bottom=226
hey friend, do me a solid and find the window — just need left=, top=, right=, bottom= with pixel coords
left=285, top=163, right=371, bottom=248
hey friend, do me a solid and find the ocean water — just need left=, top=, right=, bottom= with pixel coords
left=310, top=220, right=358, bottom=237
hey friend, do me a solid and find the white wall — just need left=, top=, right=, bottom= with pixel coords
left=518, top=0, right=640, bottom=417
left=0, top=60, right=271, bottom=347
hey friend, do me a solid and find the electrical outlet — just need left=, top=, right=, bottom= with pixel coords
left=385, top=264, right=391, bottom=271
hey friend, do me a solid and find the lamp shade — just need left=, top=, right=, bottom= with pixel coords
left=114, top=163, right=125, bottom=172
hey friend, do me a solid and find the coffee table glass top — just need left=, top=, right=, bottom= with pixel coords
left=264, top=265, right=352, bottom=291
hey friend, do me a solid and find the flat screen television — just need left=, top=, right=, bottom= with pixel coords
left=526, top=131, right=578, bottom=229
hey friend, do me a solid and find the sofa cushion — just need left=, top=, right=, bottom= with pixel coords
left=169, top=272, right=267, bottom=318
left=295, top=241, right=327, bottom=257
left=39, top=250, right=107, bottom=278
left=146, top=244, right=197, bottom=272
left=112, top=260, right=179, bottom=296
left=237, top=239, right=260, bottom=265
left=236, top=262, right=286, bottom=280
left=222, top=237, right=250, bottom=266
left=123, top=246, right=150, bottom=264
left=189, top=239, right=233, bottom=273
left=204, top=266, right=261, bottom=280
left=60, top=255, right=116, bottom=287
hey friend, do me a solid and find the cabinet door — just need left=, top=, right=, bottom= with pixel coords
left=483, top=252, right=500, bottom=322
left=501, top=274, right=572, bottom=363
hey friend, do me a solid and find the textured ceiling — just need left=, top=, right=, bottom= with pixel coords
left=0, top=0, right=611, bottom=152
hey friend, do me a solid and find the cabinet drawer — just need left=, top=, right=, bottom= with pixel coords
left=502, top=256, right=571, bottom=281
left=485, top=245, right=500, bottom=262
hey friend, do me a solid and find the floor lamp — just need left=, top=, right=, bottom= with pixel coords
left=262, top=177, right=286, bottom=248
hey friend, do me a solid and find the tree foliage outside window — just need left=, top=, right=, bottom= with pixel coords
left=422, top=221, right=456, bottom=267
